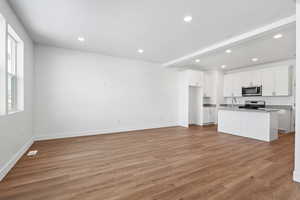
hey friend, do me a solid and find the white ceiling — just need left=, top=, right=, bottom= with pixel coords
left=173, top=24, right=296, bottom=71
left=8, top=0, right=295, bottom=63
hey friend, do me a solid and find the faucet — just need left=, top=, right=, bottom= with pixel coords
left=231, top=96, right=237, bottom=107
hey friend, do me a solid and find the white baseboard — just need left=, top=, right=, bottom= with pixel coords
left=35, top=122, right=179, bottom=141
left=293, top=170, right=300, bottom=183
left=1, top=123, right=178, bottom=181
left=0, top=138, right=34, bottom=181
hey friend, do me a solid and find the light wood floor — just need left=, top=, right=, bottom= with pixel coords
left=0, top=126, right=300, bottom=200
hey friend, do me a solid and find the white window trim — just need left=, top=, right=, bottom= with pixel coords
left=0, top=13, right=24, bottom=117
left=7, top=33, right=18, bottom=113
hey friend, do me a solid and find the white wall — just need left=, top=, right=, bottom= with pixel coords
left=294, top=0, right=300, bottom=183
left=189, top=86, right=202, bottom=125
left=34, top=45, right=179, bottom=140
left=225, top=59, right=296, bottom=106
left=0, top=1, right=34, bottom=180
left=178, top=71, right=189, bottom=127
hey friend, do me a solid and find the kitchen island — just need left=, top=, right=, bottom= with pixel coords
left=218, top=107, right=279, bottom=142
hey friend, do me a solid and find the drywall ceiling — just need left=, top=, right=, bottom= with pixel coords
left=172, top=24, right=296, bottom=70
left=8, top=0, right=295, bottom=63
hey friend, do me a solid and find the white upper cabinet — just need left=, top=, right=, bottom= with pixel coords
left=223, top=74, right=233, bottom=97
left=232, top=73, right=242, bottom=97
left=239, top=72, right=251, bottom=87
left=261, top=66, right=290, bottom=96
left=261, top=68, right=274, bottom=96
left=203, top=73, right=211, bottom=97
left=251, top=70, right=262, bottom=86
left=274, top=66, right=290, bottom=96
left=239, top=71, right=262, bottom=87
left=187, top=70, right=203, bottom=87
left=224, top=66, right=291, bottom=98
left=203, top=72, right=212, bottom=97
left=223, top=73, right=242, bottom=97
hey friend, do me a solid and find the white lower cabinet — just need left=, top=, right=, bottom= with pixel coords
left=218, top=109, right=279, bottom=142
left=203, top=107, right=216, bottom=124
left=277, top=109, right=294, bottom=133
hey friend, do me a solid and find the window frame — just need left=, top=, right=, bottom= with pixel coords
left=0, top=14, right=24, bottom=116
left=7, top=32, right=18, bottom=113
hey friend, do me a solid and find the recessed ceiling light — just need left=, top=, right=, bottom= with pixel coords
left=195, top=59, right=200, bottom=63
left=273, top=34, right=283, bottom=39
left=78, top=37, right=85, bottom=42
left=138, top=49, right=144, bottom=54
left=221, top=65, right=227, bottom=69
left=184, top=15, right=193, bottom=23
left=252, top=58, right=259, bottom=62
left=225, top=49, right=232, bottom=53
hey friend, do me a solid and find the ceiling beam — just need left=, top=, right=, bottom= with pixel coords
left=163, top=15, right=296, bottom=67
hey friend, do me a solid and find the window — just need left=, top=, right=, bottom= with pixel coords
left=7, top=34, right=18, bottom=112
left=0, top=13, right=24, bottom=115
left=6, top=25, right=24, bottom=114
left=0, top=13, right=6, bottom=115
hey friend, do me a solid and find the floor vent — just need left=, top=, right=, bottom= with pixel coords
left=27, top=150, right=38, bottom=156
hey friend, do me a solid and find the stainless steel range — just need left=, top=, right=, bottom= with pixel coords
left=238, top=100, right=266, bottom=110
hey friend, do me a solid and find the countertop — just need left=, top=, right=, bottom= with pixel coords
left=219, top=106, right=280, bottom=113
left=220, top=104, right=293, bottom=110
left=203, top=104, right=216, bottom=107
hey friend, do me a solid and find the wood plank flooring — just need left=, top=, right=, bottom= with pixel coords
left=0, top=125, right=300, bottom=200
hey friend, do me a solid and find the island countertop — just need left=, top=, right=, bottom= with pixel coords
left=218, top=106, right=279, bottom=113
left=218, top=108, right=279, bottom=142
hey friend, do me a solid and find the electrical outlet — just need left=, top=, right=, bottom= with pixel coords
left=27, top=150, right=38, bottom=156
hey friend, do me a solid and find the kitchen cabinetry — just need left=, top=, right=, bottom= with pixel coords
left=223, top=73, right=242, bottom=97
left=187, top=70, right=203, bottom=87
left=203, top=73, right=212, bottom=97
left=240, top=71, right=262, bottom=87
left=274, top=67, right=290, bottom=96
left=223, top=74, right=233, bottom=97
left=203, top=107, right=216, bottom=124
left=277, top=109, right=294, bottom=133
left=251, top=70, right=262, bottom=86
left=261, top=68, right=275, bottom=96
left=261, top=66, right=290, bottom=96
left=232, top=74, right=242, bottom=97
left=224, top=65, right=291, bottom=97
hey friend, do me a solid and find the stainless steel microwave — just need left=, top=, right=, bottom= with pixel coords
left=242, top=86, right=262, bottom=96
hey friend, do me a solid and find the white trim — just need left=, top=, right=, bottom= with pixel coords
left=293, top=170, right=300, bottom=183
left=0, top=138, right=33, bottom=181
left=163, top=15, right=296, bottom=67
left=35, top=122, right=179, bottom=141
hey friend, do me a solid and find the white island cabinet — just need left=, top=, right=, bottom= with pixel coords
left=218, top=108, right=279, bottom=142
